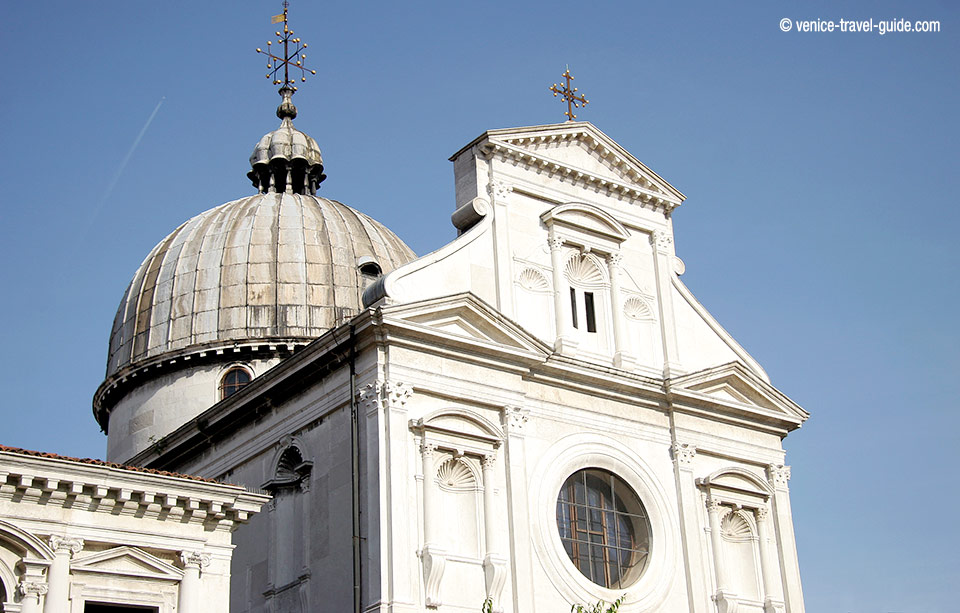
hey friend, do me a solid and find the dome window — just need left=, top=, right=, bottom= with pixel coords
left=220, top=367, right=252, bottom=400
left=357, top=257, right=382, bottom=278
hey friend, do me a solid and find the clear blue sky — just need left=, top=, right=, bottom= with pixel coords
left=1, top=1, right=956, bottom=610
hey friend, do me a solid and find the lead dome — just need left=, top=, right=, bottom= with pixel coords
left=94, top=88, right=416, bottom=461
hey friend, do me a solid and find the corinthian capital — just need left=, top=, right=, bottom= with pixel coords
left=650, top=230, right=673, bottom=252
left=767, top=463, right=791, bottom=488
left=671, top=442, right=696, bottom=467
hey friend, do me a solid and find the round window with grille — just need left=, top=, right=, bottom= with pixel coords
left=556, top=468, right=651, bottom=589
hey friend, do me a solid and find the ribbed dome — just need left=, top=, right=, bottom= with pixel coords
left=105, top=193, right=416, bottom=377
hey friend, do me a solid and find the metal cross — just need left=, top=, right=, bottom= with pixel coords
left=256, top=2, right=317, bottom=90
left=549, top=68, right=589, bottom=121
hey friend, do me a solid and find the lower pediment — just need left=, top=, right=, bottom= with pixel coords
left=71, top=546, right=183, bottom=581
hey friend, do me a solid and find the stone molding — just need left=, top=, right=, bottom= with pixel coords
left=478, top=137, right=681, bottom=210
left=0, top=454, right=267, bottom=529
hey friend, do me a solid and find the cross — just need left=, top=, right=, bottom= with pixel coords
left=256, top=2, right=317, bottom=90
left=549, top=68, right=589, bottom=121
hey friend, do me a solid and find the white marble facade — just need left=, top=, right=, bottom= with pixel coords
left=118, top=121, right=807, bottom=612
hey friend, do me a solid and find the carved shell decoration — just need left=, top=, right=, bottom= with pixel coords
left=436, top=459, right=476, bottom=490
left=565, top=254, right=605, bottom=286
left=623, top=296, right=654, bottom=321
left=721, top=511, right=754, bottom=539
left=517, top=267, right=550, bottom=292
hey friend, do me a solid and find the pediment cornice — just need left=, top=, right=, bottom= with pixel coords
left=460, top=122, right=685, bottom=211
left=668, top=362, right=809, bottom=432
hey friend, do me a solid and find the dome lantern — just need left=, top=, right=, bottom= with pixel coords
left=247, top=86, right=326, bottom=195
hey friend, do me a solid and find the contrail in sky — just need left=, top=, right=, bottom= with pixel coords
left=86, top=96, right=165, bottom=229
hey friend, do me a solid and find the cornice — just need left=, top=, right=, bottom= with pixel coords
left=482, top=139, right=680, bottom=211
left=93, top=337, right=311, bottom=428
left=0, top=452, right=268, bottom=529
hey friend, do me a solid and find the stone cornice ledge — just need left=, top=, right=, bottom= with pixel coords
left=482, top=139, right=681, bottom=211
left=0, top=451, right=269, bottom=529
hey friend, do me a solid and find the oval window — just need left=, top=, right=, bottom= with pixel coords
left=556, top=468, right=651, bottom=588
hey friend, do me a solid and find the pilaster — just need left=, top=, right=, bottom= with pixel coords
left=548, top=235, right=577, bottom=356
left=501, top=405, right=534, bottom=613
left=650, top=230, right=681, bottom=377
left=670, top=442, right=708, bottom=613
left=608, top=252, right=634, bottom=370
left=767, top=464, right=804, bottom=613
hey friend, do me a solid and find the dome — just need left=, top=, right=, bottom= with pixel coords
left=103, top=193, right=416, bottom=380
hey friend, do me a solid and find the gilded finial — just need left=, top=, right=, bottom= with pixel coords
left=549, top=67, right=589, bottom=121
left=256, top=1, right=317, bottom=115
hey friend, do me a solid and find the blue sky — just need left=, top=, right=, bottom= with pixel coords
left=1, top=1, right=956, bottom=610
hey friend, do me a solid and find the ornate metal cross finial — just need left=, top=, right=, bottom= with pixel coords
left=549, top=67, right=589, bottom=121
left=256, top=2, right=317, bottom=91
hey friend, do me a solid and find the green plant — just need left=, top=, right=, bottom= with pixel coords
left=482, top=597, right=494, bottom=613
left=570, top=595, right=625, bottom=613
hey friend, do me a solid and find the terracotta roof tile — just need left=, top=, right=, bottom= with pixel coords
left=0, top=444, right=223, bottom=485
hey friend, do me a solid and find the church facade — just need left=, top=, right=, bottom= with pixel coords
left=89, top=73, right=808, bottom=613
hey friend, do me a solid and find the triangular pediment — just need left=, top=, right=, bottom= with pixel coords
left=670, top=362, right=809, bottom=429
left=381, top=293, right=551, bottom=356
left=71, top=546, right=183, bottom=581
left=457, top=122, right=685, bottom=209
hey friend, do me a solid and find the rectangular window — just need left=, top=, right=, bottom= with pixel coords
left=570, top=287, right=579, bottom=329
left=584, top=292, right=597, bottom=333
left=84, top=604, right=159, bottom=613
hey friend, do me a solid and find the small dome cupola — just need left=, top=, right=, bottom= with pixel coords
left=247, top=5, right=326, bottom=195
left=247, top=86, right=326, bottom=195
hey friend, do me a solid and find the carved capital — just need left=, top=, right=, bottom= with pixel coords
left=650, top=230, right=673, bottom=252
left=49, top=535, right=84, bottom=556
left=767, top=464, right=791, bottom=488
left=420, top=441, right=439, bottom=458
left=607, top=252, right=623, bottom=269
left=486, top=179, right=513, bottom=200
left=706, top=497, right=724, bottom=514
left=755, top=505, right=770, bottom=522
left=481, top=453, right=497, bottom=471
left=356, top=381, right=381, bottom=413
left=547, top=236, right=564, bottom=251
left=671, top=442, right=696, bottom=467
left=179, top=550, right=211, bottom=570
left=18, top=580, right=48, bottom=597
left=502, top=405, right=529, bottom=434
left=385, top=381, right=412, bottom=408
